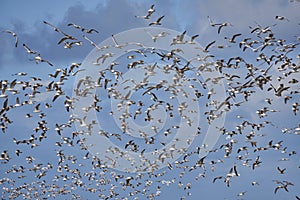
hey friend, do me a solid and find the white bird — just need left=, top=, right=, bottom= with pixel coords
left=68, top=22, right=99, bottom=33
left=83, top=34, right=106, bottom=50
left=149, top=15, right=165, bottom=26
left=135, top=4, right=155, bottom=19
left=94, top=53, right=114, bottom=64
left=207, top=16, right=232, bottom=34
left=171, top=30, right=186, bottom=45
left=33, top=103, right=41, bottom=113
left=43, top=20, right=77, bottom=44
left=63, top=41, right=82, bottom=49
left=3, top=30, right=18, bottom=47
left=186, top=34, right=199, bottom=44
left=23, top=43, right=37, bottom=54
left=111, top=34, right=124, bottom=48
left=34, top=54, right=53, bottom=66
left=275, top=16, right=289, bottom=21
left=145, top=30, right=169, bottom=42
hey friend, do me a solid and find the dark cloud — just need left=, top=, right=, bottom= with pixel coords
left=0, top=0, right=299, bottom=73
left=1, top=0, right=147, bottom=70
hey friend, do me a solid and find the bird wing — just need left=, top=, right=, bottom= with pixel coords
left=217, top=25, right=224, bottom=34
left=191, top=34, right=199, bottom=42
left=23, top=43, right=31, bottom=52
left=234, top=163, right=239, bottom=176
left=232, top=33, right=242, bottom=41
left=204, top=40, right=216, bottom=51
left=179, top=30, right=186, bottom=41
left=41, top=59, right=53, bottom=66
left=157, top=15, right=165, bottom=23
left=274, top=186, right=280, bottom=194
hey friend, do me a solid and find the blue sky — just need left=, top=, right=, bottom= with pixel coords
left=0, top=0, right=300, bottom=199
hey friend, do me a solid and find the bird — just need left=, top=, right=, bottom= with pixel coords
left=3, top=30, right=18, bottom=47
left=213, top=176, right=223, bottom=183
left=224, top=33, right=242, bottom=43
left=149, top=15, right=165, bottom=26
left=43, top=20, right=63, bottom=32
left=67, top=22, right=82, bottom=29
left=275, top=16, right=289, bottom=21
left=68, top=62, right=81, bottom=73
left=43, top=20, right=64, bottom=35
left=13, top=72, right=27, bottom=76
left=52, top=90, right=64, bottom=102
left=94, top=53, right=114, bottom=64
left=273, top=180, right=294, bottom=194
left=251, top=181, right=260, bottom=186
left=57, top=35, right=77, bottom=45
left=14, top=97, right=21, bottom=107
left=237, top=191, right=247, bottom=197
left=269, top=83, right=290, bottom=96
left=171, top=30, right=186, bottom=45
left=217, top=22, right=232, bottom=34
left=125, top=176, right=134, bottom=186
left=186, top=34, right=199, bottom=44
left=82, top=34, right=106, bottom=50
left=15, top=149, right=22, bottom=156
left=63, top=41, right=82, bottom=49
left=203, top=40, right=216, bottom=52
left=145, top=30, right=169, bottom=42
left=34, top=54, right=53, bottom=66
left=277, top=166, right=286, bottom=174
left=43, top=20, right=77, bottom=44
left=111, top=34, right=124, bottom=48
left=68, top=22, right=99, bottom=33
left=135, top=4, right=155, bottom=19
left=0, top=150, right=10, bottom=161
left=252, top=156, right=262, bottom=169
left=22, top=43, right=37, bottom=54
left=207, top=16, right=233, bottom=34
left=84, top=28, right=99, bottom=34
left=33, top=103, right=41, bottom=113
left=249, top=23, right=277, bottom=36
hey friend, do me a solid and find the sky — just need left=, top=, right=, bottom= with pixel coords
left=0, top=0, right=300, bottom=199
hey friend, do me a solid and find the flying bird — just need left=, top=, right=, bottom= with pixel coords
left=63, top=41, right=82, bottom=49
left=186, top=34, right=199, bottom=44
left=68, top=22, right=99, bottom=33
left=22, top=43, right=37, bottom=54
left=273, top=180, right=294, bottom=194
left=67, top=22, right=82, bottom=29
left=3, top=30, right=18, bottom=47
left=224, top=33, right=242, bottom=43
left=111, top=34, right=124, bottom=48
left=171, top=30, right=186, bottom=45
left=43, top=20, right=77, bottom=44
left=275, top=16, right=289, bottom=21
left=149, top=15, right=165, bottom=26
left=277, top=166, right=286, bottom=174
left=145, top=30, right=169, bottom=42
left=34, top=54, right=53, bottom=66
left=135, top=4, right=155, bottom=19
left=207, top=16, right=233, bottom=34
left=83, top=34, right=105, bottom=50
left=203, top=40, right=216, bottom=52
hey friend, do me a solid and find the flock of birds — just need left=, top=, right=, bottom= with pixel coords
left=1, top=3, right=300, bottom=200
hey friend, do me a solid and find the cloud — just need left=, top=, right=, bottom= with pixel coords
left=3, top=0, right=298, bottom=72
left=0, top=0, right=146, bottom=71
